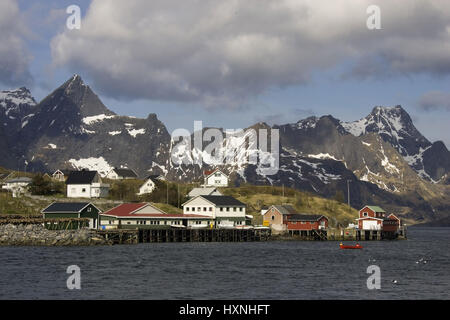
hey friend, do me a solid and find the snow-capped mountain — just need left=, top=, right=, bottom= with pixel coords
left=5, top=75, right=171, bottom=175
left=0, top=75, right=448, bottom=223
left=340, top=106, right=450, bottom=183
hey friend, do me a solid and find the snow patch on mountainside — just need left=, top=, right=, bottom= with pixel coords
left=67, top=156, right=113, bottom=177
left=82, top=114, right=116, bottom=125
left=127, top=128, right=145, bottom=137
left=0, top=88, right=36, bottom=107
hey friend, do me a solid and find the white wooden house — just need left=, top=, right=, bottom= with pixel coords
left=203, top=169, right=229, bottom=187
left=137, top=175, right=162, bottom=195
left=65, top=170, right=109, bottom=198
left=182, top=195, right=246, bottom=228
left=105, top=168, right=138, bottom=180
left=1, top=177, right=32, bottom=197
left=52, top=169, right=72, bottom=182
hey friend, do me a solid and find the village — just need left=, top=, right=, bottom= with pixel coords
left=0, top=167, right=406, bottom=244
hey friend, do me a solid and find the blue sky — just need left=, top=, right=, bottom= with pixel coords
left=2, top=0, right=449, bottom=147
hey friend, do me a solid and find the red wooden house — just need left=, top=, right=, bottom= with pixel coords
left=357, top=206, right=401, bottom=232
left=382, top=213, right=401, bottom=232
left=286, top=214, right=329, bottom=231
left=356, top=205, right=386, bottom=230
left=263, top=205, right=328, bottom=233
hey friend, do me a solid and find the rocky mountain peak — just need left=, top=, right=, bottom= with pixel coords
left=39, top=74, right=114, bottom=118
left=0, top=87, right=36, bottom=107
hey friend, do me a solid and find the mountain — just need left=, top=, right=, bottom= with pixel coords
left=340, top=106, right=450, bottom=183
left=6, top=75, right=171, bottom=176
left=0, top=75, right=448, bottom=224
left=0, top=87, right=38, bottom=169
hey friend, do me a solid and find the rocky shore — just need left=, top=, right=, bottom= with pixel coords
left=0, top=224, right=111, bottom=246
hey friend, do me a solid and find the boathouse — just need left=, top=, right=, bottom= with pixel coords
left=41, top=202, right=101, bottom=229
left=262, top=205, right=328, bottom=235
left=356, top=205, right=386, bottom=230
left=99, top=202, right=213, bottom=230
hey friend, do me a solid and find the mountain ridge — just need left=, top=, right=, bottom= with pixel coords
left=0, top=75, right=449, bottom=224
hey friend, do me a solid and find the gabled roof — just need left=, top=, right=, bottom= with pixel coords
left=42, top=202, right=99, bottom=213
left=204, top=169, right=228, bottom=179
left=5, top=177, right=32, bottom=183
left=195, top=195, right=245, bottom=206
left=270, top=205, right=297, bottom=215
left=287, top=214, right=327, bottom=222
left=65, top=171, right=98, bottom=185
left=363, top=205, right=386, bottom=213
left=111, top=168, right=138, bottom=178
left=145, top=175, right=164, bottom=182
left=53, top=169, right=73, bottom=176
left=100, top=202, right=210, bottom=219
left=101, top=203, right=164, bottom=217
left=188, top=187, right=222, bottom=197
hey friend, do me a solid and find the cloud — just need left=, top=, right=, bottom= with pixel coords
left=0, top=0, right=33, bottom=87
left=51, top=0, right=450, bottom=108
left=418, top=91, right=450, bottom=111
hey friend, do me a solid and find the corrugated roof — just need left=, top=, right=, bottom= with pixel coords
left=188, top=187, right=222, bottom=197
left=365, top=205, right=385, bottom=213
left=101, top=203, right=148, bottom=216
left=288, top=214, right=326, bottom=222
left=272, top=205, right=297, bottom=215
left=200, top=195, right=245, bottom=206
left=113, top=168, right=137, bottom=178
left=42, top=202, right=92, bottom=213
left=101, top=203, right=210, bottom=218
left=65, top=171, right=98, bottom=184
left=5, top=177, right=32, bottom=183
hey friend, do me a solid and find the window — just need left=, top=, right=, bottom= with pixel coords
left=220, top=207, right=223, bottom=212
left=363, top=212, right=368, bottom=217
left=209, top=207, right=212, bottom=212
left=271, top=215, right=275, bottom=220
left=82, top=188, right=86, bottom=193
left=87, top=207, right=92, bottom=212
left=233, top=207, right=236, bottom=212
left=215, top=180, right=221, bottom=184
left=198, top=207, right=201, bottom=212
left=203, top=207, right=207, bottom=211
left=186, top=207, right=190, bottom=212
left=239, top=208, right=243, bottom=212
left=226, top=207, right=230, bottom=212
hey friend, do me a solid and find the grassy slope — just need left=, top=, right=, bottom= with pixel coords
left=1, top=168, right=359, bottom=226
left=220, top=185, right=358, bottom=226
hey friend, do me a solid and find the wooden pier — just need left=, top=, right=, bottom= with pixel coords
left=95, top=228, right=271, bottom=244
left=327, top=227, right=407, bottom=241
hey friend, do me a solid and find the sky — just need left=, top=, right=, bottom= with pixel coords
left=1, top=0, right=449, bottom=147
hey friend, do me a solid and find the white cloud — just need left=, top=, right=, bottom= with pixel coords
left=51, top=0, right=450, bottom=108
left=0, top=0, right=32, bottom=86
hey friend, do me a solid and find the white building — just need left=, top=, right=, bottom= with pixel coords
left=65, top=170, right=109, bottom=198
left=137, top=176, right=162, bottom=195
left=105, top=168, right=138, bottom=180
left=182, top=195, right=246, bottom=228
left=2, top=177, right=32, bottom=197
left=203, top=169, right=229, bottom=187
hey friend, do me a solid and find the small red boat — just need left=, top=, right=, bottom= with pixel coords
left=340, top=242, right=363, bottom=249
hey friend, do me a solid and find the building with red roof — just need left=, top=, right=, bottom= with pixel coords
left=99, top=202, right=213, bottom=230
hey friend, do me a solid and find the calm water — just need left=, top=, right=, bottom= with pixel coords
left=0, top=228, right=449, bottom=299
